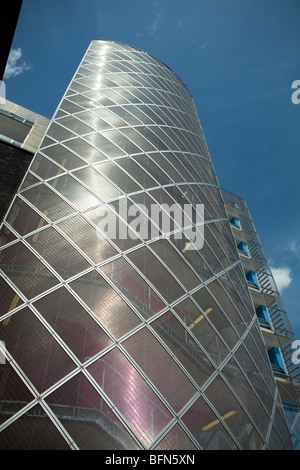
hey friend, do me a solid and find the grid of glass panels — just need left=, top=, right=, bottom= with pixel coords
left=0, top=41, right=293, bottom=450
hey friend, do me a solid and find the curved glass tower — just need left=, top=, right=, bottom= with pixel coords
left=0, top=41, right=294, bottom=450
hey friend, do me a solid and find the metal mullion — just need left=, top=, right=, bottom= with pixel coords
left=18, top=170, right=43, bottom=190
left=42, top=178, right=104, bottom=215
left=265, top=387, right=283, bottom=449
left=38, top=400, right=78, bottom=450
left=51, top=221, right=110, bottom=269
left=219, top=345, right=279, bottom=443
left=39, top=146, right=89, bottom=172
left=64, top=280, right=145, bottom=345
left=20, top=237, right=70, bottom=285
left=84, top=156, right=144, bottom=196
left=192, top=386, right=244, bottom=450
left=96, top=252, right=170, bottom=316
left=191, top=277, right=243, bottom=353
left=241, top=326, right=280, bottom=407
left=93, top=262, right=169, bottom=325
left=145, top=319, right=207, bottom=394
left=167, top=295, right=226, bottom=372
left=0, top=222, right=24, bottom=251
left=0, top=398, right=39, bottom=433
left=28, top=302, right=84, bottom=368
left=148, top=417, right=202, bottom=451
left=146, top=242, right=194, bottom=294
left=17, top=191, right=80, bottom=230
left=131, top=151, right=175, bottom=186
left=81, top=367, right=145, bottom=450
left=54, top=215, right=123, bottom=266
left=222, top=264, right=257, bottom=319
left=117, top=341, right=179, bottom=420
left=79, top=204, right=144, bottom=255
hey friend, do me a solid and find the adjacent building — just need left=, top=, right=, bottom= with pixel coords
left=0, top=40, right=298, bottom=450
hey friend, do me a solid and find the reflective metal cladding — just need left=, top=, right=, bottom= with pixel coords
left=0, top=41, right=294, bottom=449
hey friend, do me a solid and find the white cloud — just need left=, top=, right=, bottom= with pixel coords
left=4, top=48, right=31, bottom=79
left=270, top=266, right=293, bottom=293
left=147, top=11, right=163, bottom=35
left=289, top=240, right=300, bottom=254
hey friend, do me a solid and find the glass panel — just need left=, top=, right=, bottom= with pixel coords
left=41, top=144, right=86, bottom=171
left=181, top=395, right=238, bottom=450
left=69, top=270, right=141, bottom=339
left=0, top=242, right=59, bottom=299
left=173, top=297, right=229, bottom=366
left=103, top=129, right=141, bottom=155
left=63, top=138, right=107, bottom=164
left=234, top=343, right=273, bottom=417
left=91, top=107, right=128, bottom=128
left=0, top=225, right=16, bottom=247
left=117, top=157, right=157, bottom=189
left=119, top=127, right=156, bottom=152
left=30, top=153, right=62, bottom=180
left=27, top=227, right=91, bottom=280
left=204, top=376, right=261, bottom=449
left=218, top=271, right=252, bottom=324
left=45, top=373, right=139, bottom=450
left=84, top=133, right=126, bottom=158
left=85, top=204, right=140, bottom=252
left=208, top=280, right=248, bottom=335
left=34, top=287, right=112, bottom=362
left=152, top=311, right=215, bottom=388
left=0, top=404, right=71, bottom=450
left=49, top=174, right=101, bottom=210
left=60, top=98, right=84, bottom=114
left=47, top=122, right=76, bottom=142
left=133, top=153, right=172, bottom=185
left=66, top=93, right=102, bottom=109
left=74, top=111, right=113, bottom=132
left=122, top=104, right=153, bottom=125
left=150, top=240, right=201, bottom=290
left=103, top=106, right=141, bottom=126
left=127, top=247, right=185, bottom=303
left=1, top=307, right=76, bottom=392
left=151, top=153, right=184, bottom=183
left=100, top=257, right=166, bottom=319
left=57, top=116, right=95, bottom=136
left=221, top=357, right=270, bottom=442
left=95, top=161, right=141, bottom=193
left=0, top=276, right=23, bottom=317
left=57, top=215, right=117, bottom=264
left=19, top=173, right=40, bottom=191
left=72, top=167, right=122, bottom=201
left=22, top=184, right=75, bottom=222
left=154, top=424, right=197, bottom=450
left=123, top=327, right=196, bottom=413
left=192, top=287, right=239, bottom=350
left=88, top=347, right=172, bottom=446
left=0, top=362, right=35, bottom=426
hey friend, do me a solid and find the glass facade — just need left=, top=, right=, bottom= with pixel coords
left=0, top=41, right=294, bottom=449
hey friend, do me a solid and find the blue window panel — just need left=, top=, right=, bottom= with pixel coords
left=246, top=270, right=260, bottom=288
left=256, top=305, right=270, bottom=322
left=238, top=241, right=250, bottom=256
left=230, top=217, right=241, bottom=229
left=268, top=347, right=286, bottom=373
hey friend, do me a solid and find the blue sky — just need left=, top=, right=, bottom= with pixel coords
left=4, top=0, right=300, bottom=338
